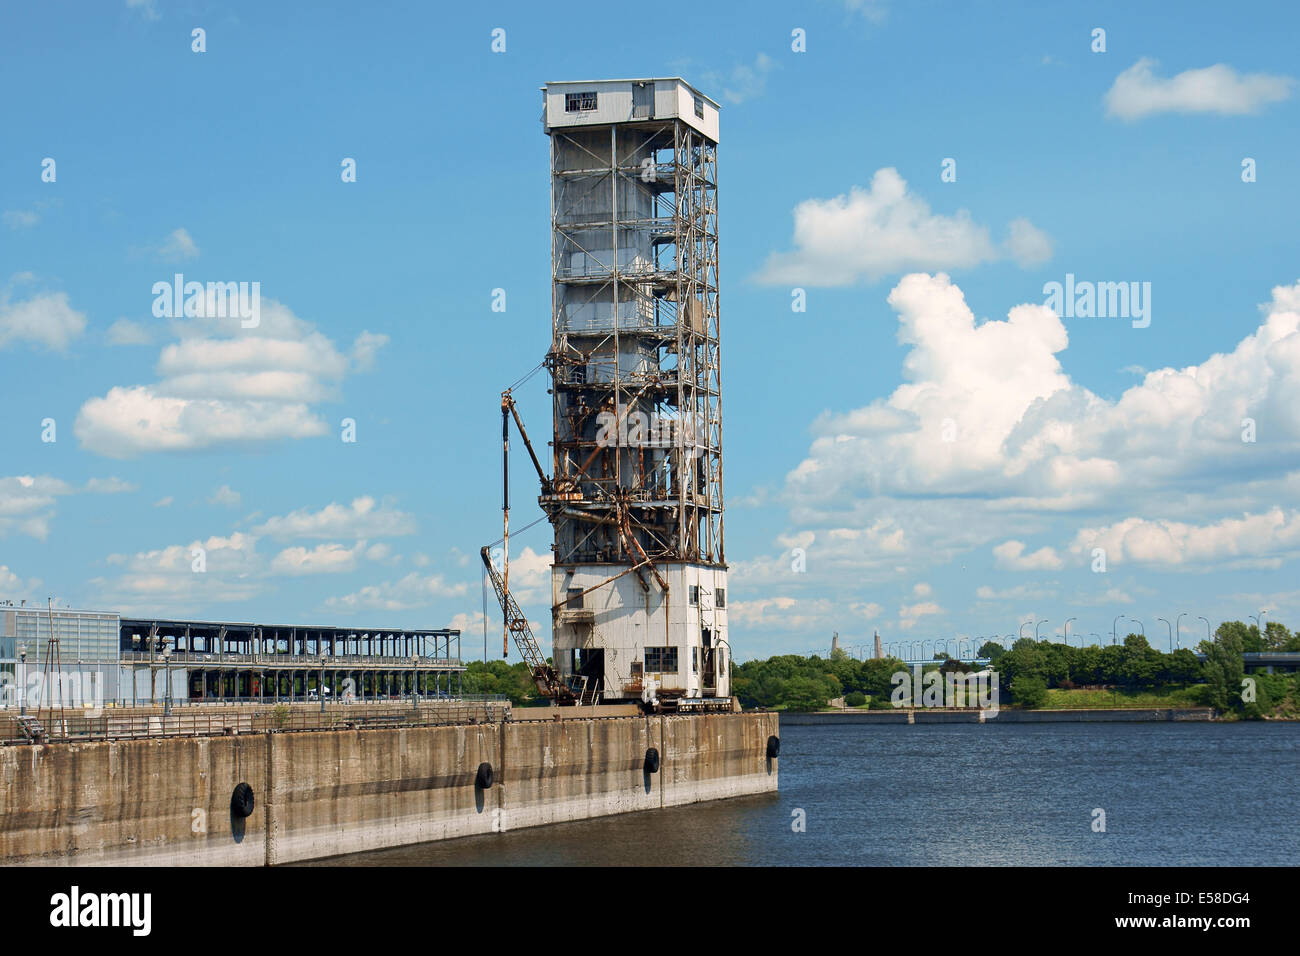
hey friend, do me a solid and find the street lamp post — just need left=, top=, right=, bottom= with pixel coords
left=1113, top=614, right=1124, bottom=645
left=1198, top=616, right=1212, bottom=646
left=1176, top=612, right=1188, bottom=650
left=1249, top=609, right=1269, bottom=647
left=1157, top=618, right=1173, bottom=653
left=162, top=643, right=173, bottom=718
left=1019, top=621, right=1031, bottom=642
left=1035, top=619, right=1049, bottom=643
left=1064, top=617, right=1077, bottom=646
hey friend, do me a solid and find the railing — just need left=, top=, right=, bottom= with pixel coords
left=0, top=699, right=511, bottom=745
left=121, top=651, right=464, bottom=668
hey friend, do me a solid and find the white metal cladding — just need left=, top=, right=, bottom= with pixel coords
left=541, top=78, right=720, bottom=142
left=551, top=563, right=729, bottom=701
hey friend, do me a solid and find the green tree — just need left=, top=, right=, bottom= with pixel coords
left=1166, top=648, right=1204, bottom=685
left=1118, top=634, right=1161, bottom=687
left=1010, top=674, right=1048, bottom=708
left=1263, top=621, right=1294, bottom=650
left=1200, top=625, right=1246, bottom=713
left=1216, top=620, right=1262, bottom=653
left=462, top=659, right=540, bottom=706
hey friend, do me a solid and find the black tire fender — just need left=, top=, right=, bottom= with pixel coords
left=231, top=782, right=255, bottom=817
left=475, top=761, right=494, bottom=790
left=766, top=735, right=781, bottom=760
left=643, top=747, right=660, bottom=774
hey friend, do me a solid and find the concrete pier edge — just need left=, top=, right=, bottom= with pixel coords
left=0, top=711, right=778, bottom=866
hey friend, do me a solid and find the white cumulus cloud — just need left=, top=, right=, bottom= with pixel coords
left=74, top=298, right=373, bottom=457
left=1105, top=58, right=1294, bottom=121
left=757, top=168, right=1052, bottom=286
left=0, top=288, right=87, bottom=351
left=253, top=496, right=414, bottom=541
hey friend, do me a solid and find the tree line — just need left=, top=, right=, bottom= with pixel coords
left=461, top=620, right=1299, bottom=717
left=732, top=620, right=1299, bottom=717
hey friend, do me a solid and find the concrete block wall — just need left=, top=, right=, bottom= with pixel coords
left=0, top=712, right=778, bottom=866
left=0, top=734, right=269, bottom=866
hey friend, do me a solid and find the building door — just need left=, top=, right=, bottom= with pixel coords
left=701, top=627, right=716, bottom=693
left=633, top=81, right=654, bottom=119
left=574, top=648, right=604, bottom=700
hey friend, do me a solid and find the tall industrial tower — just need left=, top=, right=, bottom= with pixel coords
left=539, top=79, right=727, bottom=707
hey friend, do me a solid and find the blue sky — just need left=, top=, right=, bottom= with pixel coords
left=2, top=0, right=1298, bottom=661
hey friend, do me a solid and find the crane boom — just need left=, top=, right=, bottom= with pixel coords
left=487, top=387, right=574, bottom=703
left=480, top=545, right=572, bottom=701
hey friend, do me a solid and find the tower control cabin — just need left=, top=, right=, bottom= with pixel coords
left=540, top=79, right=728, bottom=709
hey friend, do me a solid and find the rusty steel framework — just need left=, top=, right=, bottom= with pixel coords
left=543, top=117, right=723, bottom=572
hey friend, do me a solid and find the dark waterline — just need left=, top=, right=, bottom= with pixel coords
left=301, top=722, right=1300, bottom=866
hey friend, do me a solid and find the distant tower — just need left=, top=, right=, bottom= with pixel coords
left=831, top=632, right=839, bottom=656
left=873, top=630, right=883, bottom=660
left=540, top=79, right=725, bottom=706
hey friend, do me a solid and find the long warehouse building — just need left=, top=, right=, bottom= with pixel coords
left=0, top=601, right=464, bottom=708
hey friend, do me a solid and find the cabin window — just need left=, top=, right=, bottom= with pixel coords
left=715, top=588, right=725, bottom=608
left=566, top=588, right=584, bottom=610
left=645, top=646, right=678, bottom=673
left=689, top=585, right=699, bottom=606
left=565, top=91, right=598, bottom=112
left=693, top=96, right=704, bottom=119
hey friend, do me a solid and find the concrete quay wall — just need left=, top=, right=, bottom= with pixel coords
left=0, top=712, right=778, bottom=866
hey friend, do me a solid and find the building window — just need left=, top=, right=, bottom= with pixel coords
left=715, top=588, right=725, bottom=608
left=692, top=647, right=699, bottom=673
left=565, top=91, right=598, bottom=112
left=566, top=588, right=584, bottom=610
left=689, top=585, right=699, bottom=606
left=693, top=96, right=704, bottom=119
left=645, top=646, right=679, bottom=673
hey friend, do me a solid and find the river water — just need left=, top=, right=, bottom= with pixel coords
left=307, top=722, right=1299, bottom=866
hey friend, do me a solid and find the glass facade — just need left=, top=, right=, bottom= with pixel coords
left=0, top=607, right=121, bottom=707
left=6, top=610, right=119, bottom=663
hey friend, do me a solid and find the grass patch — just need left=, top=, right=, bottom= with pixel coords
left=1040, top=686, right=1206, bottom=710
